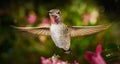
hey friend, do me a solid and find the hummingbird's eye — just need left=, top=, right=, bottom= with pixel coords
left=57, top=12, right=60, bottom=14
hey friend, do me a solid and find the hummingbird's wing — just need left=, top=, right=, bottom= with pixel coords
left=12, top=26, right=50, bottom=36
left=70, top=25, right=110, bottom=37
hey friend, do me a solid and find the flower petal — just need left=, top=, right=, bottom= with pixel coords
left=96, top=44, right=102, bottom=54
left=84, top=51, right=95, bottom=62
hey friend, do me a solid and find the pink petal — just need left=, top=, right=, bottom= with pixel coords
left=52, top=56, right=65, bottom=64
left=42, top=18, right=50, bottom=27
left=27, top=15, right=36, bottom=24
left=41, top=57, right=52, bottom=64
left=96, top=44, right=102, bottom=54
left=52, top=56, right=58, bottom=64
left=84, top=44, right=106, bottom=64
left=73, top=60, right=79, bottom=64
left=84, top=51, right=95, bottom=62
left=92, top=55, right=106, bottom=64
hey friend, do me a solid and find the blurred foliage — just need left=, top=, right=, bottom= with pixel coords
left=0, top=0, right=120, bottom=64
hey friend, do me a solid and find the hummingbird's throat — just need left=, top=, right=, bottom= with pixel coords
left=50, top=15, right=59, bottom=24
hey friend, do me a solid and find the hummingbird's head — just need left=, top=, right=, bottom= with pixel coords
left=48, top=9, right=62, bottom=24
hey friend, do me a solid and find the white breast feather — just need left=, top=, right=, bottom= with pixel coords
left=50, top=24, right=70, bottom=50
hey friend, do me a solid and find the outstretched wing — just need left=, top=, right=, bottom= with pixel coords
left=70, top=25, right=110, bottom=37
left=12, top=26, right=50, bottom=36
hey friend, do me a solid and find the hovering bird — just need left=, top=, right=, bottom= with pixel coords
left=13, top=9, right=110, bottom=53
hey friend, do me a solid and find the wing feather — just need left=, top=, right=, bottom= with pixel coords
left=70, top=25, right=110, bottom=37
left=12, top=26, right=50, bottom=36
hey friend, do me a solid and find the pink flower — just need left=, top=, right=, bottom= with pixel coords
left=82, top=12, right=90, bottom=25
left=82, top=10, right=99, bottom=25
left=27, top=11, right=37, bottom=24
left=84, top=44, right=106, bottom=64
left=41, top=18, right=50, bottom=27
left=41, top=56, right=79, bottom=64
left=51, top=56, right=67, bottom=64
left=73, top=60, right=79, bottom=64
left=41, top=57, right=52, bottom=64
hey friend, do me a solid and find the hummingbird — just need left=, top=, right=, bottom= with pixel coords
left=13, top=9, right=110, bottom=53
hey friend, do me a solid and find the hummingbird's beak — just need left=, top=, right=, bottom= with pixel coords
left=48, top=11, right=51, bottom=14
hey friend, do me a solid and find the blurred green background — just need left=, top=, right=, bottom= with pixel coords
left=0, top=0, right=120, bottom=64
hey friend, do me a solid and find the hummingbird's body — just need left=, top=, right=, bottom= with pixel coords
left=13, top=9, right=110, bottom=53
left=50, top=22, right=70, bottom=51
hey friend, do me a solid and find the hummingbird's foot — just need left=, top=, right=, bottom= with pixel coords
left=64, top=49, right=71, bottom=54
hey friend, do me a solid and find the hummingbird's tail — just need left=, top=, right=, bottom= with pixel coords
left=64, top=49, right=71, bottom=54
